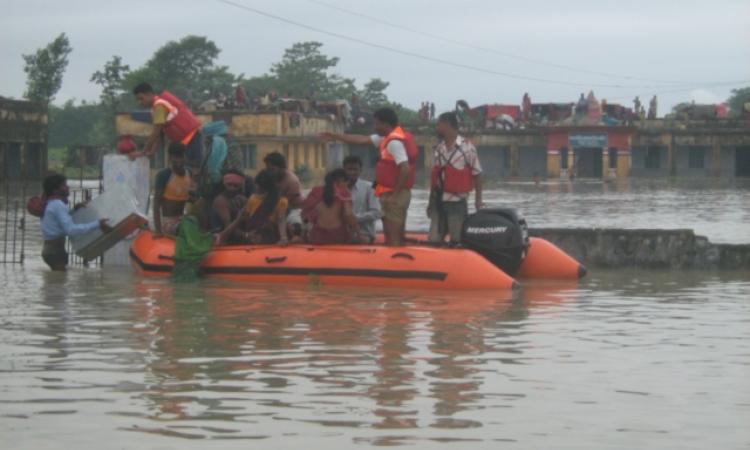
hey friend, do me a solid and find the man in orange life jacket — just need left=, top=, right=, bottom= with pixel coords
left=130, top=82, right=204, bottom=172
left=428, top=112, right=483, bottom=243
left=319, top=107, right=415, bottom=246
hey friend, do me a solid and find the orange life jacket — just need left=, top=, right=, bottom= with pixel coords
left=374, top=126, right=418, bottom=195
left=430, top=143, right=474, bottom=194
left=153, top=91, right=201, bottom=145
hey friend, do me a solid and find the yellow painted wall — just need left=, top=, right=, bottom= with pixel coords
left=231, top=114, right=280, bottom=136
left=547, top=152, right=560, bottom=177
left=617, top=153, right=630, bottom=178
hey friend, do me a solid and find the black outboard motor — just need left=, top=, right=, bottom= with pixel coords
left=461, top=208, right=529, bottom=276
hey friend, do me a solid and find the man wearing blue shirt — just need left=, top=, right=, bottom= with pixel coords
left=40, top=174, right=111, bottom=271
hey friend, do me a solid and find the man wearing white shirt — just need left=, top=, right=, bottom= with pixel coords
left=343, top=155, right=380, bottom=243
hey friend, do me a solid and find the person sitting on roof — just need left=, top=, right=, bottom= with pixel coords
left=153, top=144, right=192, bottom=237
left=210, top=169, right=248, bottom=243
left=302, top=169, right=359, bottom=245
left=220, top=169, right=288, bottom=246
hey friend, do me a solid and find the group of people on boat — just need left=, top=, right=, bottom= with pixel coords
left=34, top=82, right=485, bottom=270
left=152, top=143, right=376, bottom=247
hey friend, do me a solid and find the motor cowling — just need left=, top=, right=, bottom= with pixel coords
left=461, top=208, right=529, bottom=276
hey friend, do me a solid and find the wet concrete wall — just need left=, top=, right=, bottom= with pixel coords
left=531, top=228, right=750, bottom=270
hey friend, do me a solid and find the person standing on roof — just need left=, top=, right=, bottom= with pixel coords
left=130, top=82, right=204, bottom=172
left=319, top=107, right=417, bottom=246
left=428, top=112, right=483, bottom=244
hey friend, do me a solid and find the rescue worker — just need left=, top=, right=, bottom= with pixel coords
left=427, top=112, right=483, bottom=244
left=319, top=107, right=417, bottom=246
left=130, top=82, right=204, bottom=172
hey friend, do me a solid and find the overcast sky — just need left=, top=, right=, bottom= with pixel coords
left=2, top=0, right=748, bottom=115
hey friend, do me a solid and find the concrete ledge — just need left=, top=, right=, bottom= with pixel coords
left=530, top=228, right=750, bottom=270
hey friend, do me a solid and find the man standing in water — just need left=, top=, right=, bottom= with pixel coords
left=130, top=82, right=204, bottom=172
left=319, top=107, right=416, bottom=246
left=39, top=173, right=111, bottom=271
left=428, top=112, right=483, bottom=244
left=153, top=145, right=192, bottom=237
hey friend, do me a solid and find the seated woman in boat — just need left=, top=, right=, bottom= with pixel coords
left=302, top=168, right=359, bottom=245
left=210, top=169, right=248, bottom=243
left=219, top=169, right=288, bottom=246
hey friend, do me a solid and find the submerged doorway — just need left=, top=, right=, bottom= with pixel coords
left=736, top=146, right=750, bottom=177
left=573, top=147, right=603, bottom=178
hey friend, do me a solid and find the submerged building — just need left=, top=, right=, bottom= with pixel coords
left=0, top=97, right=48, bottom=180
left=445, top=119, right=750, bottom=180
left=116, top=98, right=750, bottom=181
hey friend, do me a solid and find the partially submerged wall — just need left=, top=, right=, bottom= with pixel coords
left=531, top=228, right=750, bottom=270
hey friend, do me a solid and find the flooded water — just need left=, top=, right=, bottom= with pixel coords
left=407, top=178, right=750, bottom=244
left=1, top=179, right=749, bottom=449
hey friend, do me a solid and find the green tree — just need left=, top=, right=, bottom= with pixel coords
left=270, top=41, right=355, bottom=99
left=122, top=35, right=236, bottom=106
left=22, top=33, right=72, bottom=105
left=90, top=55, right=131, bottom=144
left=666, top=102, right=692, bottom=120
left=727, top=87, right=750, bottom=117
left=242, top=74, right=279, bottom=99
left=48, top=100, right=107, bottom=148
left=359, top=78, right=390, bottom=109
left=90, top=55, right=130, bottom=109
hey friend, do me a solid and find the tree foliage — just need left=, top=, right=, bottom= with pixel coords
left=90, top=55, right=130, bottom=109
left=727, top=87, right=750, bottom=117
left=22, top=33, right=72, bottom=104
left=122, top=35, right=237, bottom=106
left=359, top=78, right=390, bottom=109
left=48, top=100, right=108, bottom=148
left=270, top=41, right=355, bottom=99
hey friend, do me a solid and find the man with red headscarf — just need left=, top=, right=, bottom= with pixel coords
left=211, top=169, right=248, bottom=243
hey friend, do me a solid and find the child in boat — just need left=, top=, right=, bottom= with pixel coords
left=219, top=169, right=288, bottom=245
left=302, top=169, right=359, bottom=245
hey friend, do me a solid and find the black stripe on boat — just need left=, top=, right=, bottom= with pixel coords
left=130, top=250, right=447, bottom=281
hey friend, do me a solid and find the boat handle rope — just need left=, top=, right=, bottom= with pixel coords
left=265, top=256, right=287, bottom=263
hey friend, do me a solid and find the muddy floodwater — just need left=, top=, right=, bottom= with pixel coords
left=1, top=179, right=749, bottom=449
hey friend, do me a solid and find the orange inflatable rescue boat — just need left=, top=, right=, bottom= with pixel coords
left=131, top=231, right=518, bottom=290
left=130, top=208, right=585, bottom=289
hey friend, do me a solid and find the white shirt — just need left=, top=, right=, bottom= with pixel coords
left=370, top=134, right=408, bottom=165
left=349, top=178, right=381, bottom=242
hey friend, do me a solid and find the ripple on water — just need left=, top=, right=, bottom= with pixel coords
left=1, top=261, right=749, bottom=449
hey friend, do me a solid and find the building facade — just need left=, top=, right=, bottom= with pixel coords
left=404, top=119, right=750, bottom=180
left=116, top=109, right=750, bottom=180
left=0, top=98, right=48, bottom=180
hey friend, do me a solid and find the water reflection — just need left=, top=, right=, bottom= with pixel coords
left=1, top=267, right=749, bottom=448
